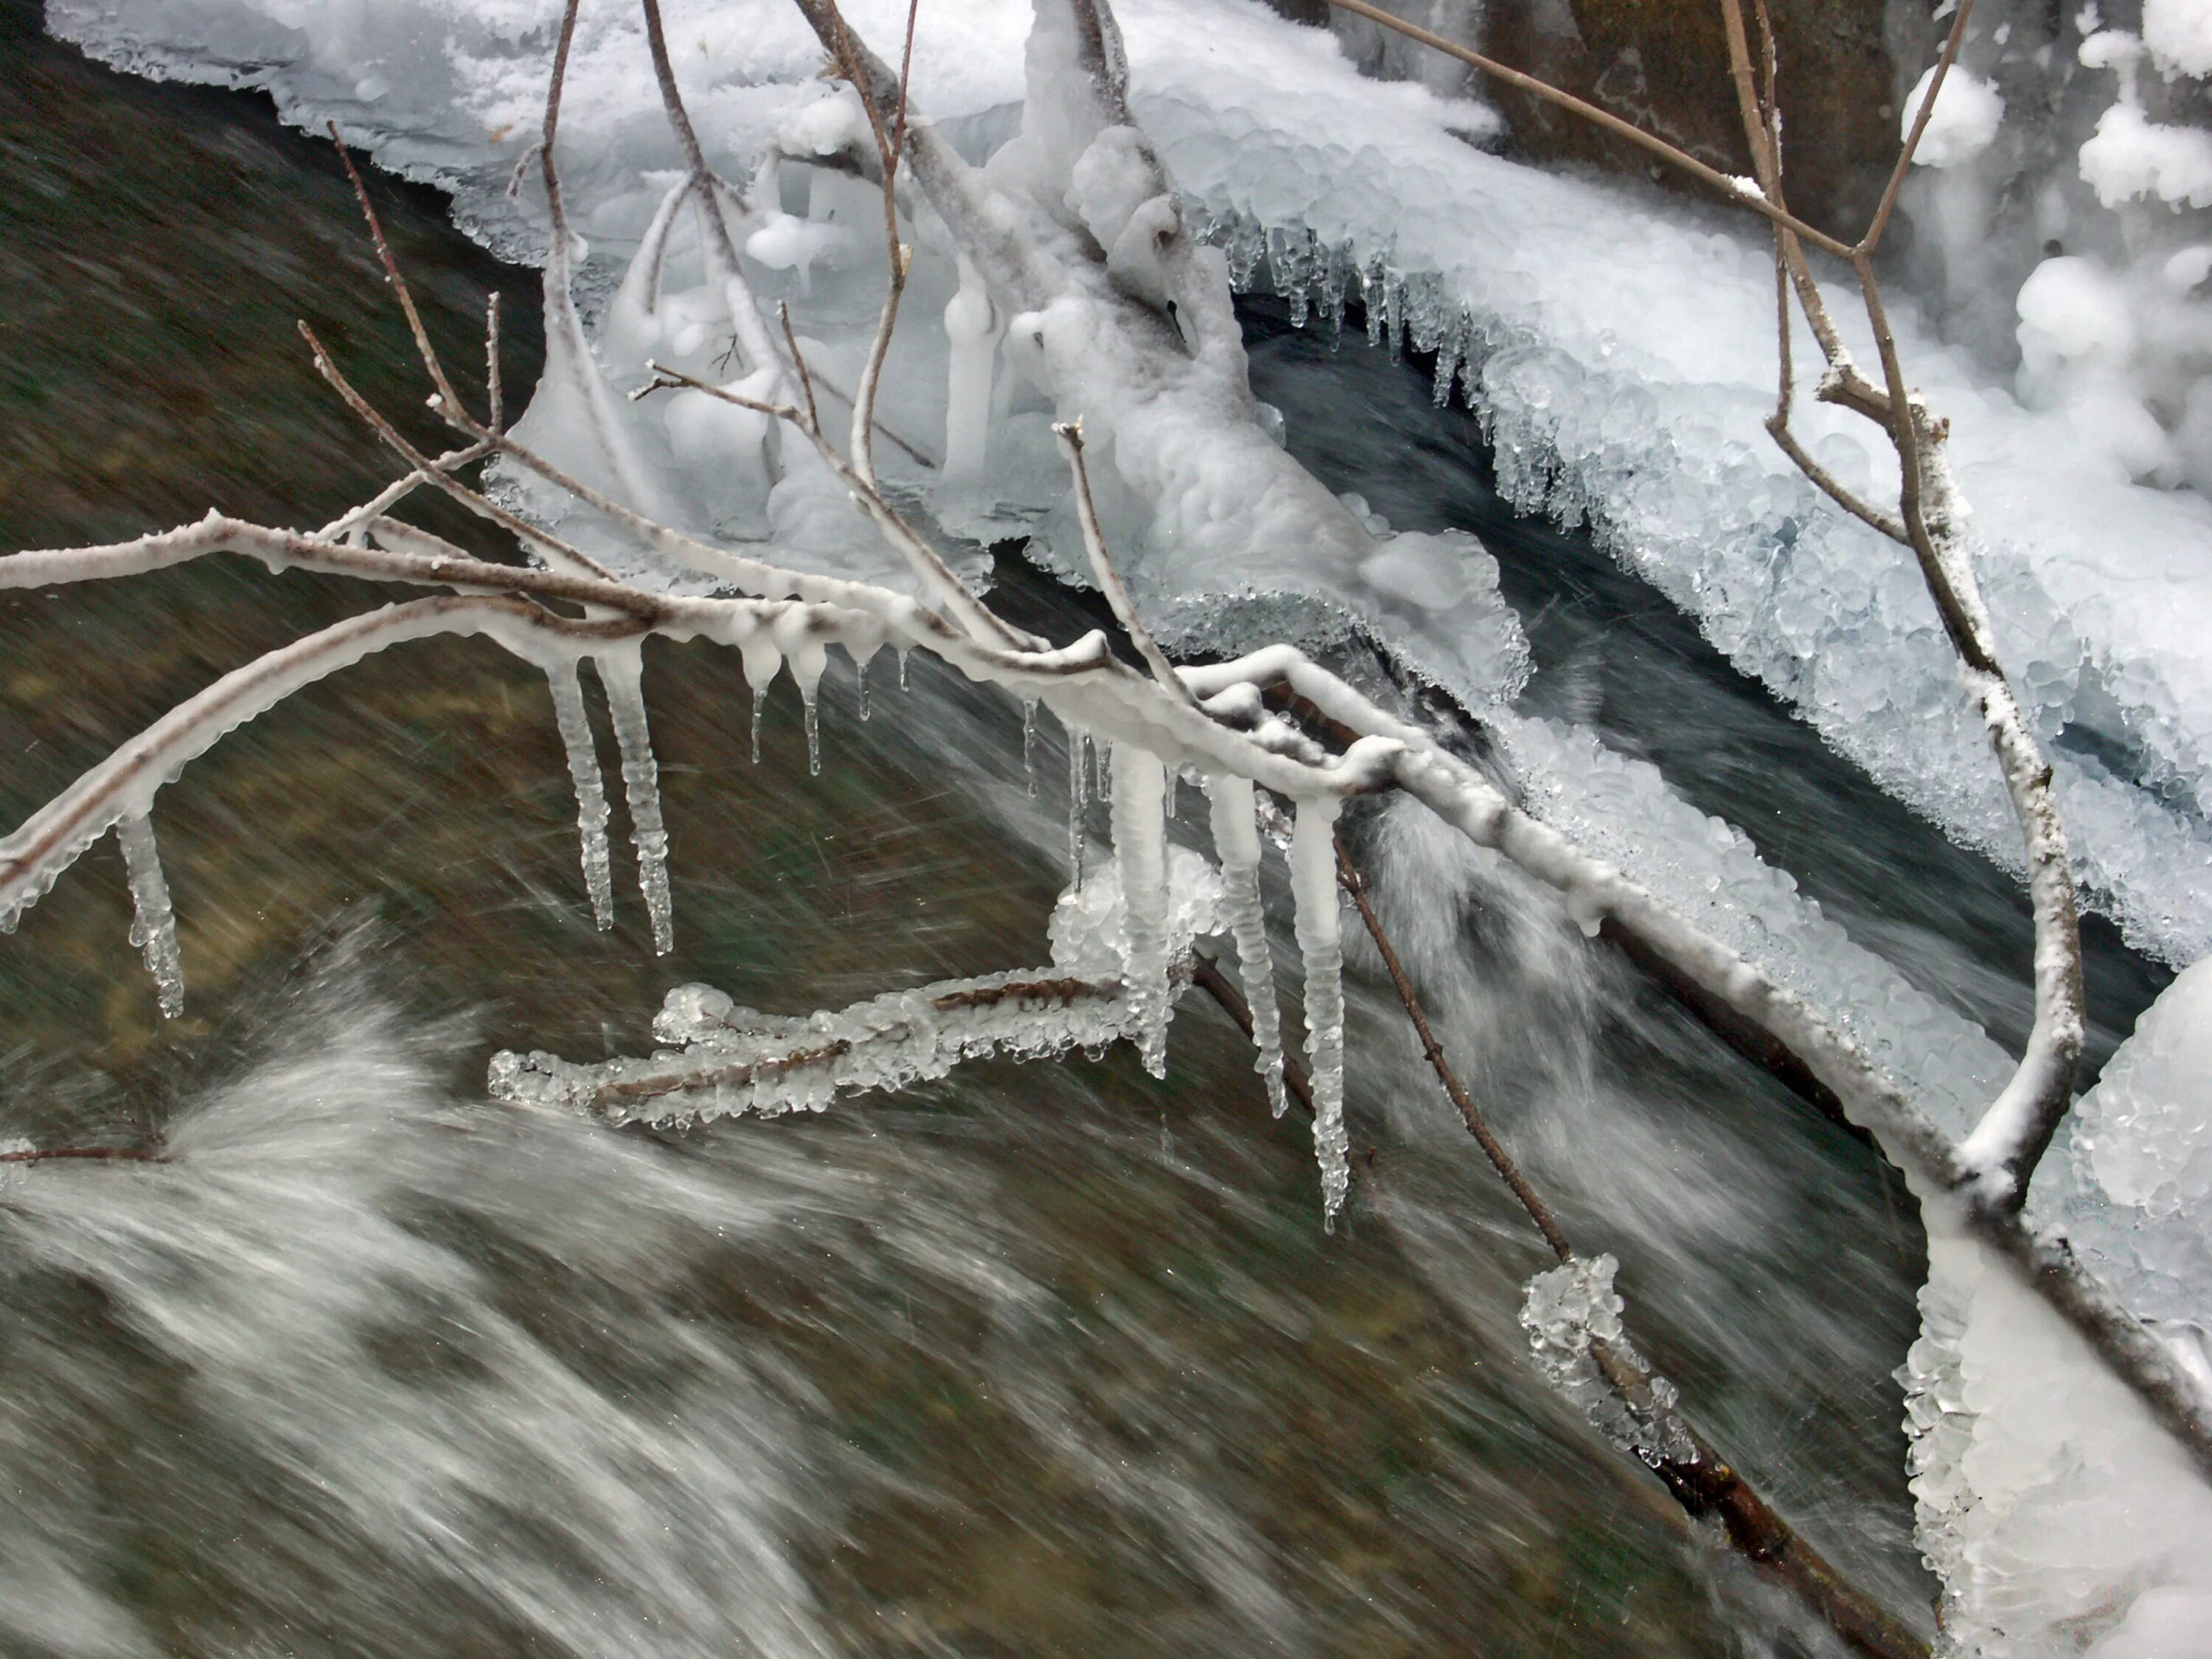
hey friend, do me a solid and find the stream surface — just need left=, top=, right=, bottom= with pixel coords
left=0, top=10, right=2172, bottom=1657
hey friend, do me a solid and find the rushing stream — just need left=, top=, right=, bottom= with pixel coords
left=0, top=8, right=2175, bottom=1656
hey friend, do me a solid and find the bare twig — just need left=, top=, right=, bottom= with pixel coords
left=329, top=124, right=466, bottom=420
left=1, top=1145, right=169, bottom=1166
left=1051, top=420, right=1200, bottom=707
left=1332, top=835, right=1571, bottom=1261
left=1864, top=0, right=1978, bottom=255
left=1318, top=0, right=1853, bottom=258
left=1331, top=830, right=1925, bottom=1658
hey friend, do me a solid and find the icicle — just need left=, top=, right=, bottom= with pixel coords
left=1094, top=737, right=1111, bottom=804
left=1109, top=745, right=1172, bottom=1077
left=1066, top=720, right=1088, bottom=883
left=114, top=811, right=183, bottom=1018
left=1290, top=796, right=1349, bottom=1225
left=803, top=692, right=821, bottom=777
left=856, top=656, right=872, bottom=723
left=1165, top=768, right=1178, bottom=821
left=1206, top=776, right=1287, bottom=1118
left=1022, top=699, right=1039, bottom=797
left=942, top=252, right=1001, bottom=485
left=740, top=633, right=782, bottom=767
left=546, top=660, right=615, bottom=930
left=897, top=649, right=911, bottom=693
left=596, top=648, right=675, bottom=956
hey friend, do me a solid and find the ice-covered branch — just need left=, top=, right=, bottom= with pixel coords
left=490, top=969, right=1141, bottom=1123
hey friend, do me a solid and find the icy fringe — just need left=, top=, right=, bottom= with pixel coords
left=1520, top=1255, right=1695, bottom=1470
left=490, top=845, right=1225, bottom=1124
left=1189, top=201, right=2212, bottom=970
left=8, top=0, right=2212, bottom=1560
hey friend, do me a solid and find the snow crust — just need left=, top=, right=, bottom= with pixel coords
left=1903, top=1207, right=2212, bottom=1659
left=50, top=0, right=2212, bottom=964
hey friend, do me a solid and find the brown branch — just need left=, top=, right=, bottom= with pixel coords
left=1318, top=0, right=1854, bottom=259
left=1332, top=834, right=1571, bottom=1261
left=1191, top=951, right=1317, bottom=1116
left=328, top=124, right=466, bottom=420
left=298, top=320, right=619, bottom=582
left=1863, top=0, right=1978, bottom=255
left=1330, top=832, right=1925, bottom=1656
left=1, top=1145, right=169, bottom=1166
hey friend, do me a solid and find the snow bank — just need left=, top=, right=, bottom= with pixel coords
left=49, top=0, right=2212, bottom=964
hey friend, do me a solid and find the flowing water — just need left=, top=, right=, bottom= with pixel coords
left=0, top=10, right=2174, bottom=1657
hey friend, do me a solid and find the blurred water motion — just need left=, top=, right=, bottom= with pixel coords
left=1, top=7, right=2135, bottom=1653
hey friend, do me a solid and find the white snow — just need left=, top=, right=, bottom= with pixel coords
left=2145, top=0, right=2212, bottom=78
left=1905, top=65, right=2005, bottom=169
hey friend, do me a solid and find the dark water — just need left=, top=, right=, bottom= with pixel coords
left=1, top=6, right=2139, bottom=1655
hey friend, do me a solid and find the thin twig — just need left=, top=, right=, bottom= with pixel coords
left=1319, top=0, right=1854, bottom=258
left=1052, top=420, right=1200, bottom=707
left=328, top=124, right=465, bottom=420
left=298, top=320, right=618, bottom=582
left=1332, top=836, right=1572, bottom=1261
left=1863, top=0, right=1978, bottom=256
left=1, top=1145, right=169, bottom=1166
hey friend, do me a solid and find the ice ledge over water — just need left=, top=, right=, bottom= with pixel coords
left=51, top=0, right=2212, bottom=966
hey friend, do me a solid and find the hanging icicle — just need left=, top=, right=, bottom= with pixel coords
left=1290, top=795, right=1349, bottom=1224
left=546, top=659, right=616, bottom=930
left=856, top=655, right=872, bottom=723
left=1109, top=744, right=1172, bottom=1077
left=1022, top=700, right=1038, bottom=797
left=1206, top=775, right=1287, bottom=1117
left=596, top=647, right=675, bottom=956
left=114, top=810, right=183, bottom=1018
left=1066, top=718, right=1089, bottom=883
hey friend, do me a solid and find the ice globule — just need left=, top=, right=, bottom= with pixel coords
left=1520, top=1255, right=1697, bottom=1468
left=1289, top=795, right=1349, bottom=1225
left=594, top=647, right=675, bottom=956
left=545, top=659, right=616, bottom=931
left=1109, top=743, right=1172, bottom=1077
left=1204, top=774, right=1287, bottom=1118
left=114, top=810, right=183, bottom=1019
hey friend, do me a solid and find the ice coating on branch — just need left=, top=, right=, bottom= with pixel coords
left=1902, top=1209, right=2212, bottom=1658
left=1288, top=796, right=1347, bottom=1224
left=115, top=811, right=184, bottom=1019
left=595, top=649, right=674, bottom=956
left=545, top=660, right=615, bottom=931
left=1519, top=1255, right=1695, bottom=1468
left=2029, top=957, right=2212, bottom=1336
left=1204, top=773, right=1287, bottom=1117
left=1046, top=843, right=1223, bottom=984
left=1107, top=742, right=1172, bottom=1076
left=490, top=967, right=1144, bottom=1125
left=48, top=0, right=2212, bottom=966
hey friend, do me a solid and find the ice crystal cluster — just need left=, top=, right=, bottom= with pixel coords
left=1519, top=1254, right=1695, bottom=1469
